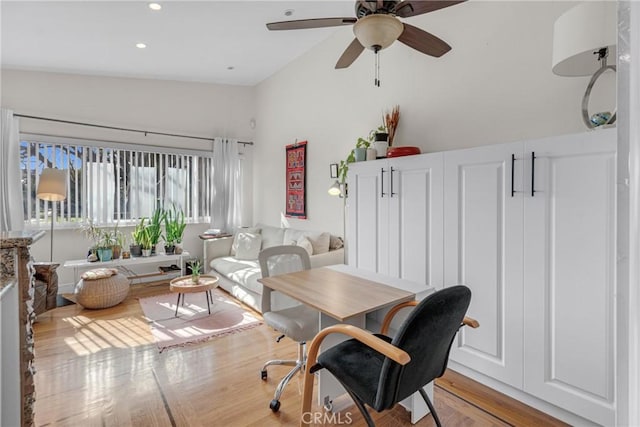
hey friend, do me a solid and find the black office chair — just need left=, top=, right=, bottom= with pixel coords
left=300, top=285, right=478, bottom=427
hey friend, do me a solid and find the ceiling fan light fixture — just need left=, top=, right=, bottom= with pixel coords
left=353, top=14, right=403, bottom=51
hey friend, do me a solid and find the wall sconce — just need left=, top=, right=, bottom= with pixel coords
left=328, top=180, right=347, bottom=198
left=552, top=1, right=617, bottom=128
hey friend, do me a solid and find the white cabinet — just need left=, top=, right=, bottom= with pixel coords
left=523, top=130, right=616, bottom=426
left=346, top=130, right=617, bottom=425
left=443, top=141, right=525, bottom=388
left=443, top=129, right=616, bottom=425
left=347, top=153, right=443, bottom=288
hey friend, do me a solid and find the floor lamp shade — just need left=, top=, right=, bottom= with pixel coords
left=37, top=168, right=67, bottom=202
left=37, top=168, right=67, bottom=263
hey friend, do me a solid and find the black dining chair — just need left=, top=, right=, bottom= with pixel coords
left=299, top=285, right=478, bottom=427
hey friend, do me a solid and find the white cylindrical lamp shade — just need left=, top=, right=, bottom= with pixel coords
left=552, top=1, right=617, bottom=76
left=37, top=168, right=67, bottom=201
left=353, top=14, right=404, bottom=51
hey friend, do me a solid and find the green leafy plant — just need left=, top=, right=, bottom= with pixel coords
left=163, top=204, right=186, bottom=245
left=97, top=230, right=116, bottom=249
left=191, top=259, right=202, bottom=283
left=80, top=218, right=102, bottom=250
left=145, top=205, right=165, bottom=247
left=131, top=217, right=147, bottom=245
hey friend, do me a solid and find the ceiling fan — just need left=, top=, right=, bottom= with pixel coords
left=267, top=0, right=465, bottom=83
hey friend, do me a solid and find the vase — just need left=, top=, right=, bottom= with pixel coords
left=129, top=244, right=142, bottom=257
left=192, top=274, right=200, bottom=284
left=111, top=245, right=121, bottom=259
left=366, top=148, right=377, bottom=161
left=97, top=248, right=113, bottom=262
left=354, top=147, right=366, bottom=162
left=374, top=140, right=389, bottom=159
left=164, top=244, right=175, bottom=255
left=142, top=248, right=152, bottom=257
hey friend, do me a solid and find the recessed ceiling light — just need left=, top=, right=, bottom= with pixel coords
left=227, top=66, right=235, bottom=71
left=284, top=9, right=294, bottom=17
left=136, top=43, right=147, bottom=49
left=148, top=3, right=162, bottom=11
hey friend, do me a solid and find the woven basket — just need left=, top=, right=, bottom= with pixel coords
left=74, top=272, right=129, bottom=309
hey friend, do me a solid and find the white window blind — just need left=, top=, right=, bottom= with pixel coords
left=20, top=135, right=215, bottom=226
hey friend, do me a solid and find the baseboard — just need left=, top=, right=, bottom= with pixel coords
left=448, top=362, right=599, bottom=427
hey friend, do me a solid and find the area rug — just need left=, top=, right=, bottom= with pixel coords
left=138, top=288, right=262, bottom=352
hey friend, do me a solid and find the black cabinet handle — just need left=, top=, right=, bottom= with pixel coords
left=381, top=168, right=386, bottom=198
left=531, top=152, right=536, bottom=197
left=390, top=167, right=396, bottom=197
left=511, top=154, right=515, bottom=197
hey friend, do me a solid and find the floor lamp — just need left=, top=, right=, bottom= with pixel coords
left=37, top=168, right=67, bottom=262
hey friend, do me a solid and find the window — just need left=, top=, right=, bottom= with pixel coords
left=20, top=134, right=215, bottom=226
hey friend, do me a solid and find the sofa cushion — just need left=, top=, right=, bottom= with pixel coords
left=283, top=229, right=330, bottom=255
left=256, top=223, right=285, bottom=249
left=296, top=236, right=313, bottom=257
left=235, top=232, right=262, bottom=260
left=210, top=257, right=263, bottom=295
left=231, top=227, right=261, bottom=256
left=329, top=235, right=344, bottom=250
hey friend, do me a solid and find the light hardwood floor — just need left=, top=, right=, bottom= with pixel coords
left=33, top=282, right=568, bottom=427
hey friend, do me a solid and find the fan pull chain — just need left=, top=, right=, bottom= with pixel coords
left=374, top=47, right=381, bottom=87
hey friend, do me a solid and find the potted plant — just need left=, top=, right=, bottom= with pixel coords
left=190, top=259, right=202, bottom=284
left=96, top=230, right=116, bottom=262
left=147, top=205, right=165, bottom=254
left=140, top=227, right=153, bottom=257
left=163, top=204, right=186, bottom=255
left=354, top=137, right=370, bottom=162
left=130, top=217, right=146, bottom=257
left=370, top=125, right=389, bottom=159
left=111, top=222, right=123, bottom=259
left=80, top=218, right=101, bottom=262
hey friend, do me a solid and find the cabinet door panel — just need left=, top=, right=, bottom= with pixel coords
left=524, top=129, right=616, bottom=426
left=347, top=161, right=388, bottom=274
left=444, top=142, right=524, bottom=388
left=389, top=153, right=444, bottom=289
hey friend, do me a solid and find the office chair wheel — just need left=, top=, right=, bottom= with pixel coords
left=269, top=399, right=281, bottom=412
left=261, top=369, right=267, bottom=380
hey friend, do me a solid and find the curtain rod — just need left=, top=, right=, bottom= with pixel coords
left=14, top=114, right=254, bottom=146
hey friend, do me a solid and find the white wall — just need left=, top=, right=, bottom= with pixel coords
left=253, top=1, right=615, bottom=236
left=1, top=69, right=256, bottom=283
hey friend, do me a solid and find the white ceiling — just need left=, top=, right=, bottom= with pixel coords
left=1, top=1, right=357, bottom=86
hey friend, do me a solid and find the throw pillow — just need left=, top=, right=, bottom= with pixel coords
left=329, top=235, right=344, bottom=250
left=296, top=236, right=313, bottom=257
left=256, top=223, right=285, bottom=249
left=304, top=231, right=330, bottom=255
left=231, top=227, right=261, bottom=255
left=82, top=268, right=118, bottom=280
left=234, top=232, right=263, bottom=260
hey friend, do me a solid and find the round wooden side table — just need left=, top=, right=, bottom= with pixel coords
left=169, top=274, right=219, bottom=317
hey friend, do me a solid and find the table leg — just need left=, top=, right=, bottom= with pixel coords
left=175, top=293, right=181, bottom=317
left=206, top=291, right=211, bottom=314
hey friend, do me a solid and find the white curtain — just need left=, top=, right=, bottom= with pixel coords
left=211, top=137, right=243, bottom=231
left=0, top=108, right=23, bottom=232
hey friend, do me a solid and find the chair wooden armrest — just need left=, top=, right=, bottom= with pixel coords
left=381, top=300, right=480, bottom=335
left=300, top=324, right=410, bottom=427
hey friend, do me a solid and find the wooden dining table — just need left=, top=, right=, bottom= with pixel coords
left=259, top=264, right=435, bottom=423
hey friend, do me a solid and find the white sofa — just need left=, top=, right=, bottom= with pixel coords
left=203, top=223, right=344, bottom=313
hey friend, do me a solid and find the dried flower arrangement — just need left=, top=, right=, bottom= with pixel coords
left=384, top=105, right=400, bottom=146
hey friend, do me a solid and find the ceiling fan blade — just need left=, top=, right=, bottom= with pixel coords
left=267, top=17, right=356, bottom=31
left=335, top=38, right=365, bottom=69
left=398, top=23, right=451, bottom=57
left=395, top=0, right=466, bottom=18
